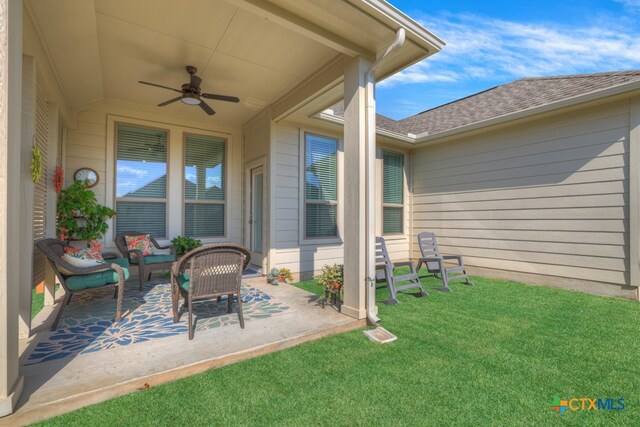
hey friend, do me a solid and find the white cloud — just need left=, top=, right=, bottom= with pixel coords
left=117, top=165, right=149, bottom=177
left=379, top=13, right=640, bottom=88
left=615, top=0, right=640, bottom=11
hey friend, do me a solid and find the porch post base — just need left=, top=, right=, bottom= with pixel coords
left=340, top=304, right=366, bottom=320
left=0, top=376, right=23, bottom=418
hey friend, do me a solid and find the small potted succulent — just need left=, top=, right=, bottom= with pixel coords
left=267, top=267, right=293, bottom=285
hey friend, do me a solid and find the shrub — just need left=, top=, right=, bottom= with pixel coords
left=171, top=236, right=202, bottom=256
left=316, top=264, right=343, bottom=302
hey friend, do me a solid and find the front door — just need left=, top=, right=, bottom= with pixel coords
left=249, top=166, right=264, bottom=267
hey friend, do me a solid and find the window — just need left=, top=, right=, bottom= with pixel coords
left=304, top=133, right=338, bottom=239
left=184, top=134, right=226, bottom=237
left=115, top=124, right=168, bottom=237
left=382, top=150, right=404, bottom=235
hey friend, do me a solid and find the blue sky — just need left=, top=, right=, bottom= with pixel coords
left=377, top=0, right=640, bottom=119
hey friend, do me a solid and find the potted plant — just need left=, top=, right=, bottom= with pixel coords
left=56, top=181, right=116, bottom=243
left=170, top=236, right=202, bottom=256
left=267, top=267, right=293, bottom=285
left=316, top=264, right=343, bottom=308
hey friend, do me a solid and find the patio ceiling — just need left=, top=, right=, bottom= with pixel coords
left=25, top=0, right=441, bottom=126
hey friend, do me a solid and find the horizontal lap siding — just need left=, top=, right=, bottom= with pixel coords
left=411, top=101, right=630, bottom=286
left=273, top=123, right=343, bottom=274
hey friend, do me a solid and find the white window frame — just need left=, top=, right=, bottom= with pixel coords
left=299, top=130, right=343, bottom=245
left=182, top=132, right=227, bottom=238
left=113, top=121, right=170, bottom=239
left=381, top=149, right=405, bottom=237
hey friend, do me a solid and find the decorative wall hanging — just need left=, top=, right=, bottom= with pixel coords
left=53, top=166, right=64, bottom=193
left=31, top=146, right=42, bottom=183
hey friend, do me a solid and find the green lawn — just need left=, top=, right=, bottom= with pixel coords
left=32, top=288, right=45, bottom=319
left=35, top=273, right=639, bottom=426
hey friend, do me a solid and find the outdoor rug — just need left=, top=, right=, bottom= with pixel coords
left=26, top=281, right=291, bottom=365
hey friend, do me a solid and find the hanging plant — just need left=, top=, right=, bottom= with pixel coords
left=31, top=146, right=42, bottom=183
left=53, top=166, right=64, bottom=193
left=56, top=181, right=115, bottom=241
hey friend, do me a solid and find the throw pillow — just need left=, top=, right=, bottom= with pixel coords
left=125, top=234, right=153, bottom=258
left=60, top=247, right=107, bottom=275
left=88, top=239, right=103, bottom=259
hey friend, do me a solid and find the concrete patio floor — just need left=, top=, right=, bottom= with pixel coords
left=2, top=277, right=363, bottom=426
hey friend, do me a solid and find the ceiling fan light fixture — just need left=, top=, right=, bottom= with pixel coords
left=181, top=93, right=201, bottom=105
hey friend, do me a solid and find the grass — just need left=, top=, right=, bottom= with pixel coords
left=32, top=288, right=45, bottom=319
left=32, top=285, right=60, bottom=319
left=35, top=272, right=639, bottom=426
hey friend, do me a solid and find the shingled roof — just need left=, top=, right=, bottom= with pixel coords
left=327, top=70, right=640, bottom=137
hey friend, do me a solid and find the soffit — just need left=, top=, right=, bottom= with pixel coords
left=26, top=0, right=338, bottom=125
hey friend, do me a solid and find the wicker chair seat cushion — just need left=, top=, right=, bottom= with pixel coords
left=178, top=265, right=238, bottom=292
left=177, top=273, right=191, bottom=291
left=65, top=258, right=130, bottom=291
left=129, top=254, right=176, bottom=265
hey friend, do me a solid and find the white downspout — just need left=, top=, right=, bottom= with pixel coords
left=365, top=28, right=406, bottom=325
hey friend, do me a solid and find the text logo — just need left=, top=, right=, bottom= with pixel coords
left=551, top=396, right=625, bottom=414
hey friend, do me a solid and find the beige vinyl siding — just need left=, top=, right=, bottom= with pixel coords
left=272, top=122, right=344, bottom=275
left=411, top=100, right=630, bottom=289
left=243, top=111, right=270, bottom=164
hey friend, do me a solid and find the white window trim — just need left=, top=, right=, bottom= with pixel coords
left=112, top=121, right=171, bottom=239
left=299, top=130, right=343, bottom=246
left=182, top=132, right=228, bottom=239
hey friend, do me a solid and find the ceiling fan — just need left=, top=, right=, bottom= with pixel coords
left=138, top=65, right=239, bottom=116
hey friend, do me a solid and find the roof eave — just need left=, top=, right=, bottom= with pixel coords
left=314, top=111, right=415, bottom=144
left=413, top=79, right=640, bottom=145
left=346, top=0, right=445, bottom=53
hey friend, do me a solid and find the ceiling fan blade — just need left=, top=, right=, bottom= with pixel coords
left=190, top=74, right=202, bottom=89
left=139, top=81, right=182, bottom=93
left=199, top=100, right=216, bottom=115
left=201, top=93, right=240, bottom=103
left=157, top=96, right=183, bottom=107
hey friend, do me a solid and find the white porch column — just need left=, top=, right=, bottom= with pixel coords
left=0, top=0, right=24, bottom=417
left=18, top=54, right=35, bottom=338
left=342, top=56, right=371, bottom=319
left=44, top=104, right=60, bottom=306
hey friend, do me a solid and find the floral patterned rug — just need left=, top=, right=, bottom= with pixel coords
left=26, top=281, right=290, bottom=365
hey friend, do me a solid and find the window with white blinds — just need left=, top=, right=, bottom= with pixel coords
left=304, top=133, right=338, bottom=239
left=115, top=124, right=168, bottom=237
left=184, top=134, right=226, bottom=237
left=382, top=150, right=404, bottom=235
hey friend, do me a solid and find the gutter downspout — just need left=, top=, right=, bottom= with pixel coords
left=364, top=28, right=406, bottom=325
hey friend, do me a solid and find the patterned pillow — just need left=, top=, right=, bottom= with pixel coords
left=88, top=239, right=103, bottom=258
left=60, top=247, right=107, bottom=274
left=125, top=234, right=153, bottom=258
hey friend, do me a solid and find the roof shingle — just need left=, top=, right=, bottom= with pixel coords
left=328, top=70, right=640, bottom=137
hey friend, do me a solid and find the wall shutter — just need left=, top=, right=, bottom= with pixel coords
left=32, top=79, right=48, bottom=287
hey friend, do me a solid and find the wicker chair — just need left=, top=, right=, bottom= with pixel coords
left=115, top=232, right=176, bottom=291
left=171, top=244, right=250, bottom=339
left=35, top=238, right=130, bottom=330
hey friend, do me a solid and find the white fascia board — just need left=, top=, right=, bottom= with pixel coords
left=414, top=79, right=640, bottom=145
left=347, top=0, right=445, bottom=53
left=314, top=112, right=415, bottom=144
